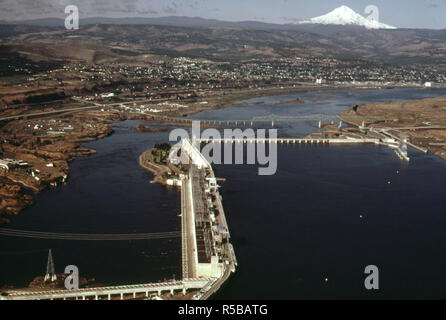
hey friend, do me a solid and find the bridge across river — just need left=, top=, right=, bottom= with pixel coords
left=197, top=137, right=381, bottom=145
left=164, top=114, right=340, bottom=127
left=1, top=278, right=213, bottom=300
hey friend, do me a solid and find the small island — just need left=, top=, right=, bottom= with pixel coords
left=275, top=97, right=304, bottom=105
left=133, top=125, right=169, bottom=133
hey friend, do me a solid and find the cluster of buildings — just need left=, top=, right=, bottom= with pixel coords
left=0, top=158, right=28, bottom=171
left=113, top=101, right=189, bottom=114
left=22, top=119, right=75, bottom=136
left=13, top=55, right=444, bottom=104
left=78, top=57, right=445, bottom=89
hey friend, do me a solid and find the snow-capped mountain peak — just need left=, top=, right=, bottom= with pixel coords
left=299, top=5, right=396, bottom=29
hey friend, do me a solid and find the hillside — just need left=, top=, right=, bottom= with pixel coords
left=0, top=22, right=445, bottom=64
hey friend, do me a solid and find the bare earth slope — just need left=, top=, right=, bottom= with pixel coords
left=341, top=94, right=446, bottom=159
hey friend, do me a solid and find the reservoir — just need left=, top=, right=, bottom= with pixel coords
left=1, top=88, right=446, bottom=299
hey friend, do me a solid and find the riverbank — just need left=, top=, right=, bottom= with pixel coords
left=0, top=116, right=113, bottom=223
left=2, top=86, right=445, bottom=223
left=138, top=148, right=172, bottom=186
left=339, top=93, right=446, bottom=160
left=0, top=84, right=335, bottom=222
left=3, top=88, right=446, bottom=299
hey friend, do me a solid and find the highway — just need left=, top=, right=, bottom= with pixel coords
left=0, top=105, right=101, bottom=121
left=181, top=174, right=198, bottom=279
left=0, top=97, right=168, bottom=122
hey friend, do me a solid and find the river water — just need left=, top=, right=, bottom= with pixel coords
left=1, top=88, right=446, bottom=299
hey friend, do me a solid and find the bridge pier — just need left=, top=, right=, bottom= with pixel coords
left=120, top=293, right=123, bottom=300
left=133, top=292, right=136, bottom=299
left=108, top=294, right=111, bottom=300
left=95, top=295, right=98, bottom=300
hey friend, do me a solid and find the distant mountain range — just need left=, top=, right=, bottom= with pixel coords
left=0, top=7, right=400, bottom=31
left=0, top=6, right=445, bottom=65
left=298, top=5, right=396, bottom=29
left=0, top=16, right=284, bottom=29
left=0, top=5, right=406, bottom=31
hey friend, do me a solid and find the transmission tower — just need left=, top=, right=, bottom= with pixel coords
left=44, top=249, right=57, bottom=282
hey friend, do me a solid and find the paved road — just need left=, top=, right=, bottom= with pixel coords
left=182, top=175, right=197, bottom=279
left=0, top=98, right=168, bottom=121
left=0, top=105, right=101, bottom=121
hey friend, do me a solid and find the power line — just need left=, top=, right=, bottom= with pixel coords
left=0, top=228, right=181, bottom=241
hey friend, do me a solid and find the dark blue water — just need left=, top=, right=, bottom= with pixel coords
left=190, top=88, right=446, bottom=299
left=213, top=145, right=446, bottom=299
left=1, top=88, right=446, bottom=299
left=0, top=121, right=182, bottom=287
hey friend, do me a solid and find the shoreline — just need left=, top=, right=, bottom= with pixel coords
left=138, top=148, right=174, bottom=187
left=0, top=84, right=346, bottom=222
left=338, top=93, right=446, bottom=160
left=2, top=86, right=446, bottom=298
left=0, top=122, right=113, bottom=224
left=3, top=85, right=446, bottom=222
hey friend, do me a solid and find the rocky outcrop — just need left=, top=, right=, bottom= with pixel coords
left=0, top=179, right=33, bottom=222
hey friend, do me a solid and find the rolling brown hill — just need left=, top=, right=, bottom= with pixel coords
left=0, top=22, right=445, bottom=64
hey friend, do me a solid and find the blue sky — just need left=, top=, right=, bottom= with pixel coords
left=1, top=0, right=445, bottom=29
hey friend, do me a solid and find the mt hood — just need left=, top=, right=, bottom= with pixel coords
left=298, top=5, right=396, bottom=29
